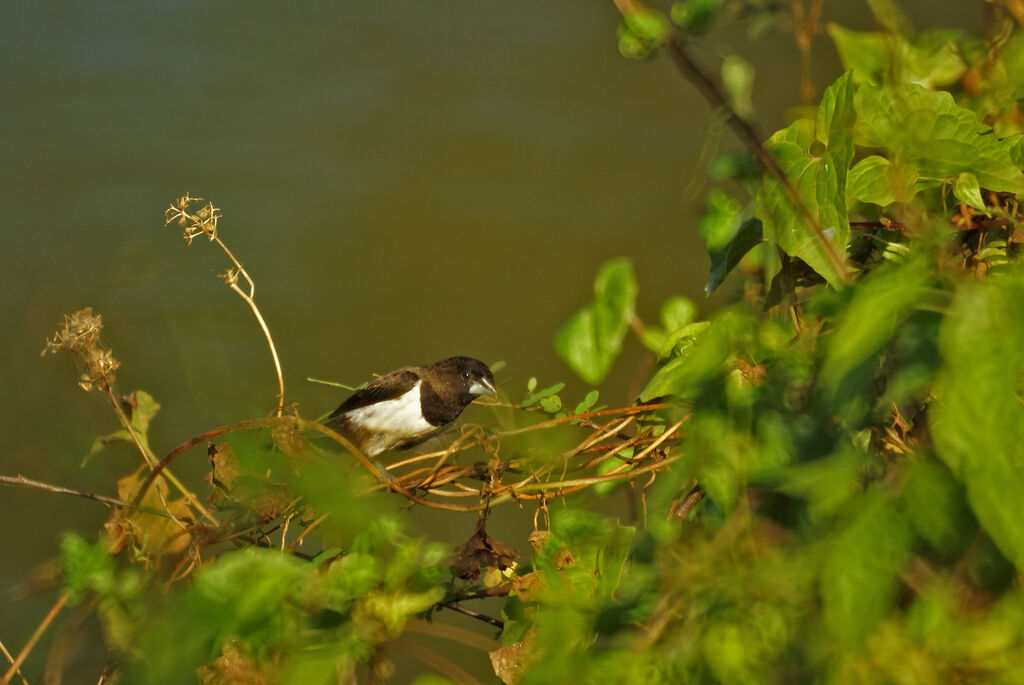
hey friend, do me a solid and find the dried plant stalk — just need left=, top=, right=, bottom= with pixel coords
left=164, top=194, right=286, bottom=417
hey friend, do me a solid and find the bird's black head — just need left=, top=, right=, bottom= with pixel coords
left=431, top=356, right=497, bottom=402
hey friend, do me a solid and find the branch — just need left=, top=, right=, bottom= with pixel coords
left=1, top=593, right=68, bottom=685
left=0, top=474, right=125, bottom=508
left=437, top=602, right=504, bottom=629
left=610, top=1, right=849, bottom=284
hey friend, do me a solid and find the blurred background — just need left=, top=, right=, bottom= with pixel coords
left=1, top=1, right=982, bottom=681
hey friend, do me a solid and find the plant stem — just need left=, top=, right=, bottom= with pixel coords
left=1, top=593, right=69, bottom=685
left=106, top=388, right=216, bottom=525
left=0, top=474, right=125, bottom=508
left=214, top=236, right=285, bottom=417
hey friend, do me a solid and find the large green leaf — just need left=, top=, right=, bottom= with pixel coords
left=854, top=83, right=1024, bottom=194
left=757, top=72, right=854, bottom=288
left=931, top=272, right=1024, bottom=570
left=820, top=256, right=929, bottom=390
left=554, top=258, right=638, bottom=385
left=821, top=494, right=911, bottom=644
left=828, top=25, right=965, bottom=88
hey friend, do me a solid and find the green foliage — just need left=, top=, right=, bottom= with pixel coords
left=23, top=5, right=1024, bottom=685
left=554, top=257, right=638, bottom=385
left=757, top=71, right=855, bottom=287
left=828, top=24, right=965, bottom=88
left=85, top=390, right=161, bottom=464
left=854, top=83, right=1024, bottom=196
left=932, top=272, right=1024, bottom=570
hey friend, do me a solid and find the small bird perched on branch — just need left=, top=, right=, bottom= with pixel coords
left=325, top=356, right=497, bottom=457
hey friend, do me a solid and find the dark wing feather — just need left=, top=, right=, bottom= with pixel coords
left=328, top=368, right=421, bottom=418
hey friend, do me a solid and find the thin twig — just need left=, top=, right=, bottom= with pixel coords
left=216, top=234, right=285, bottom=417
left=0, top=638, right=28, bottom=685
left=609, top=0, right=849, bottom=284
left=0, top=474, right=125, bottom=508
left=437, top=602, right=505, bottom=629
left=106, top=387, right=216, bottom=525
left=1, top=593, right=69, bottom=685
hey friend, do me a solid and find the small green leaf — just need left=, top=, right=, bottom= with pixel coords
left=540, top=395, right=562, bottom=413
left=82, top=390, right=162, bottom=465
left=721, top=54, right=755, bottom=120
left=657, top=321, right=712, bottom=360
left=952, top=171, right=987, bottom=212
left=670, top=0, right=723, bottom=33
left=61, top=533, right=115, bottom=605
left=706, top=218, right=763, bottom=296
left=574, top=390, right=600, bottom=415
left=554, top=258, right=638, bottom=385
left=523, top=382, right=566, bottom=408
left=847, top=155, right=920, bottom=206
left=641, top=311, right=743, bottom=401
left=617, top=9, right=670, bottom=60
left=699, top=188, right=742, bottom=252
left=660, top=296, right=698, bottom=331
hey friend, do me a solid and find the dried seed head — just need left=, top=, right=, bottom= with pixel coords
left=43, top=307, right=120, bottom=393
left=164, top=193, right=222, bottom=245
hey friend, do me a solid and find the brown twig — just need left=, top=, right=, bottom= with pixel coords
left=1, top=593, right=69, bottom=685
left=610, top=0, right=849, bottom=284
left=0, top=639, right=27, bottom=685
left=0, top=474, right=125, bottom=508
left=437, top=602, right=505, bottom=630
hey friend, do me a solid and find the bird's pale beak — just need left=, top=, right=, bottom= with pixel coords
left=470, top=377, right=498, bottom=396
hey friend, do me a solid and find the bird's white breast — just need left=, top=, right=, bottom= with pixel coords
left=343, top=381, right=436, bottom=456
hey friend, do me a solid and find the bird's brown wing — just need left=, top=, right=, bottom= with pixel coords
left=327, top=367, right=422, bottom=418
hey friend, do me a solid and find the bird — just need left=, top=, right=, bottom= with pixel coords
left=324, top=356, right=497, bottom=457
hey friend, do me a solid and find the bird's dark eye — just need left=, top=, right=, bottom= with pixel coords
left=463, top=370, right=471, bottom=379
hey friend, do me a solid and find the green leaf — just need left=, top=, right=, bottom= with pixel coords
left=932, top=272, right=1024, bottom=570
left=660, top=296, right=698, bottom=331
left=1002, top=133, right=1024, bottom=168
left=617, top=9, right=671, bottom=60
left=901, top=460, right=972, bottom=558
left=757, top=72, right=854, bottom=288
left=522, top=382, right=565, bottom=408
left=847, top=155, right=919, bottom=206
left=828, top=25, right=965, bottom=88
left=721, top=54, right=755, bottom=119
left=952, top=171, right=987, bottom=212
left=656, top=321, right=711, bottom=360
left=828, top=24, right=889, bottom=85
left=699, top=188, right=742, bottom=252
left=670, top=0, right=723, bottom=33
left=554, top=258, right=638, bottom=385
left=772, top=449, right=861, bottom=519
left=83, top=390, right=162, bottom=465
left=866, top=0, right=912, bottom=36
left=60, top=533, right=115, bottom=605
left=820, top=256, right=929, bottom=390
left=821, top=494, right=911, bottom=644
left=854, top=83, right=1024, bottom=194
left=574, top=390, right=600, bottom=415
left=641, top=310, right=744, bottom=401
left=706, top=218, right=763, bottom=296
